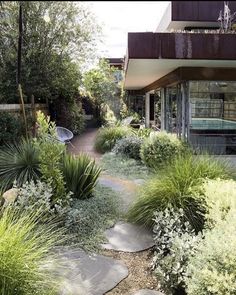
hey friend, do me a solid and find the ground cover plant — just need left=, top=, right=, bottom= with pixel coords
left=101, top=152, right=150, bottom=180
left=65, top=184, right=121, bottom=252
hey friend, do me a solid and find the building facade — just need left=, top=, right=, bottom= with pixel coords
left=124, top=1, right=236, bottom=154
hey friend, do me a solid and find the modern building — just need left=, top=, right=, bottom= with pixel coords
left=124, top=1, right=236, bottom=154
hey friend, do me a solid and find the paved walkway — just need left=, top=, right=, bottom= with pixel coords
left=67, top=128, right=162, bottom=295
left=67, top=128, right=102, bottom=162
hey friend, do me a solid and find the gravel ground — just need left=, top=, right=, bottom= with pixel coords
left=102, top=248, right=160, bottom=295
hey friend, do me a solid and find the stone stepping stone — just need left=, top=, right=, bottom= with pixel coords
left=98, top=177, right=125, bottom=192
left=53, top=247, right=128, bottom=295
left=102, top=221, right=155, bottom=252
left=133, top=290, right=164, bottom=295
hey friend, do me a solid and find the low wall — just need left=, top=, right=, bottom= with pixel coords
left=0, top=103, right=48, bottom=113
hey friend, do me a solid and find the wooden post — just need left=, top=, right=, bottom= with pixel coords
left=18, top=84, right=28, bottom=136
left=31, top=94, right=36, bottom=136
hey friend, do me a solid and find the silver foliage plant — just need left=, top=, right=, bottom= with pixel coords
left=152, top=207, right=202, bottom=294
left=12, top=180, right=72, bottom=215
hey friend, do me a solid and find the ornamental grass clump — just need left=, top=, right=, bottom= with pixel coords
left=128, top=153, right=231, bottom=231
left=94, top=126, right=132, bottom=153
left=62, top=153, right=101, bottom=200
left=0, top=208, right=63, bottom=295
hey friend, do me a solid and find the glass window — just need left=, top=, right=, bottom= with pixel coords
left=189, top=81, right=236, bottom=155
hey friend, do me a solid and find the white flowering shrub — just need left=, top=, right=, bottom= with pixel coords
left=152, top=207, right=202, bottom=294
left=186, top=209, right=236, bottom=295
left=112, top=135, right=143, bottom=160
left=12, top=180, right=72, bottom=216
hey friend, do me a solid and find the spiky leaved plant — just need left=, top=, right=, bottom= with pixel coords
left=0, top=140, right=40, bottom=192
left=62, top=153, right=101, bottom=200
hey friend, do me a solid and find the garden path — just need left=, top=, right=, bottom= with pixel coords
left=67, top=128, right=162, bottom=295
left=67, top=128, right=102, bottom=162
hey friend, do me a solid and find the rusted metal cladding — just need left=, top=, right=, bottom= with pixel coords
left=128, top=32, right=236, bottom=60
left=172, top=1, right=236, bottom=22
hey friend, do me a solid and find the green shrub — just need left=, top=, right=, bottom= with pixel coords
left=135, top=128, right=152, bottom=139
left=140, top=131, right=185, bottom=168
left=112, top=135, right=143, bottom=160
left=67, top=101, right=85, bottom=135
left=94, top=126, right=132, bottom=153
left=0, top=113, right=22, bottom=146
left=0, top=140, right=41, bottom=192
left=127, top=153, right=229, bottom=231
left=203, top=179, right=236, bottom=227
left=0, top=207, right=63, bottom=295
left=186, top=210, right=236, bottom=295
left=152, top=207, right=201, bottom=295
left=62, top=153, right=101, bottom=200
left=35, top=111, right=66, bottom=201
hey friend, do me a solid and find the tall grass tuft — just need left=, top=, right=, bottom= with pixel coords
left=0, top=140, right=41, bottom=192
left=127, top=153, right=232, bottom=231
left=62, top=153, right=101, bottom=199
left=0, top=208, right=64, bottom=295
left=94, top=126, right=132, bottom=153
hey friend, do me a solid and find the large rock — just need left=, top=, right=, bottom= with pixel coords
left=102, top=221, right=155, bottom=252
left=53, top=247, right=128, bottom=295
left=2, top=188, right=18, bottom=205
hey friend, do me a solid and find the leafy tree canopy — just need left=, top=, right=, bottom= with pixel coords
left=0, top=1, right=101, bottom=103
left=82, top=59, right=118, bottom=106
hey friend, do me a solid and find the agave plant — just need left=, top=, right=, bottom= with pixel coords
left=0, top=140, right=41, bottom=191
left=62, top=153, right=101, bottom=199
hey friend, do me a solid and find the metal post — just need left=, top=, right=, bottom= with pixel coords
left=160, top=88, right=165, bottom=131
left=145, top=92, right=150, bottom=128
left=181, top=81, right=190, bottom=141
